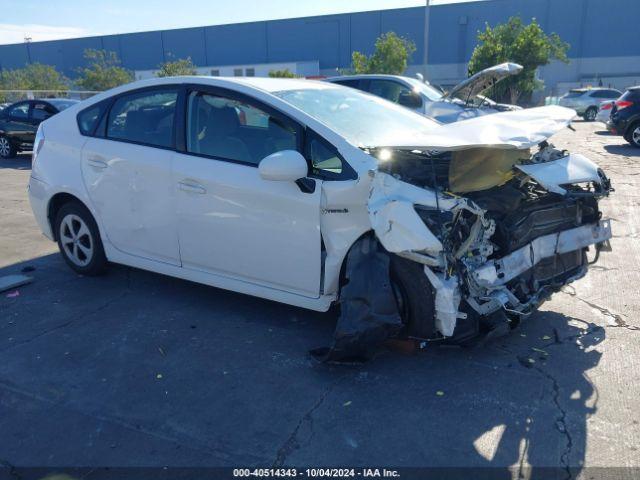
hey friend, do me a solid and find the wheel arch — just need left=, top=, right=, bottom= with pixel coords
left=47, top=192, right=89, bottom=241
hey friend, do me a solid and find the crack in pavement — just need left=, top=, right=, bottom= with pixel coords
left=561, top=289, right=639, bottom=331
left=0, top=378, right=265, bottom=465
left=532, top=366, right=574, bottom=480
left=272, top=374, right=348, bottom=467
left=0, top=269, right=134, bottom=354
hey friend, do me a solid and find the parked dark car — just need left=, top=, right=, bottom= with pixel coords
left=0, top=98, right=78, bottom=158
left=608, top=86, right=640, bottom=148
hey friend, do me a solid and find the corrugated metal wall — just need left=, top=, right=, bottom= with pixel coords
left=0, top=0, right=638, bottom=79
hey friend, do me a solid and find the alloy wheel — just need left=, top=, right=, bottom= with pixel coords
left=633, top=126, right=640, bottom=147
left=0, top=137, right=10, bottom=157
left=59, top=214, right=94, bottom=267
left=586, top=109, right=597, bottom=121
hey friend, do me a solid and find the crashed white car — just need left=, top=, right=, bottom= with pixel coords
left=28, top=77, right=612, bottom=361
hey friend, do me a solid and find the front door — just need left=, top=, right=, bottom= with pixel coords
left=6, top=101, right=35, bottom=146
left=173, top=88, right=322, bottom=297
left=81, top=87, right=181, bottom=266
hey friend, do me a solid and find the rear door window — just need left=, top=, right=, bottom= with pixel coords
left=367, top=80, right=412, bottom=104
left=332, top=79, right=361, bottom=89
left=31, top=102, right=56, bottom=122
left=106, top=89, right=178, bottom=148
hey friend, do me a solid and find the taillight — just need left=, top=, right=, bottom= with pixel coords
left=615, top=100, right=634, bottom=110
left=601, top=103, right=613, bottom=110
left=32, top=124, right=45, bottom=163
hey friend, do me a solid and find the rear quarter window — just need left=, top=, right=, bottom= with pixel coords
left=77, top=102, right=108, bottom=136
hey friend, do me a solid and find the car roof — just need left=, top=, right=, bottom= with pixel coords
left=326, top=74, right=414, bottom=83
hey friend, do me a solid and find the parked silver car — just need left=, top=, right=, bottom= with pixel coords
left=558, top=87, right=621, bottom=121
left=326, top=63, right=523, bottom=124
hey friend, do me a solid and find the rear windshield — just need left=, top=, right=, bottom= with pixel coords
left=564, top=90, right=586, bottom=98
left=621, top=89, right=640, bottom=101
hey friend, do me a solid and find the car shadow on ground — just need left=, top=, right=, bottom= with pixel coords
left=0, top=252, right=603, bottom=474
left=604, top=144, right=640, bottom=157
left=0, top=153, right=32, bottom=170
left=593, top=129, right=613, bottom=136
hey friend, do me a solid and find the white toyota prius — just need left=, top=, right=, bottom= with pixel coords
left=29, top=77, right=612, bottom=361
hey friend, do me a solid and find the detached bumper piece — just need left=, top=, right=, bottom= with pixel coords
left=311, top=237, right=402, bottom=364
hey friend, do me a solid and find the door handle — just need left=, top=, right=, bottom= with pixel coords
left=178, top=180, right=206, bottom=194
left=87, top=157, right=108, bottom=170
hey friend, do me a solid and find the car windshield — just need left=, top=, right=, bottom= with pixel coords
left=274, top=87, right=440, bottom=148
left=404, top=78, right=444, bottom=102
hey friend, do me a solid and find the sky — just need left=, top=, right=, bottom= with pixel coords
left=0, top=0, right=486, bottom=45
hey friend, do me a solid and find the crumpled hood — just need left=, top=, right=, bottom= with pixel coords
left=380, top=105, right=577, bottom=151
left=442, top=62, right=523, bottom=101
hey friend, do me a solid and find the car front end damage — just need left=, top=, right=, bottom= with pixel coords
left=316, top=108, right=613, bottom=362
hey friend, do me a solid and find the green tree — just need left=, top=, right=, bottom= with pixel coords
left=268, top=69, right=298, bottom=78
left=0, top=63, right=68, bottom=101
left=75, top=49, right=133, bottom=91
left=468, top=16, right=569, bottom=104
left=351, top=32, right=416, bottom=75
left=156, top=56, right=197, bottom=77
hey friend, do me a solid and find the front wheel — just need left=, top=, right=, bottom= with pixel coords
left=389, top=255, right=436, bottom=339
left=55, top=202, right=108, bottom=275
left=0, top=135, right=16, bottom=159
left=584, top=107, right=597, bottom=122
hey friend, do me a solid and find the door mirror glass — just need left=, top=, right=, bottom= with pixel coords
left=398, top=91, right=423, bottom=109
left=259, top=150, right=308, bottom=182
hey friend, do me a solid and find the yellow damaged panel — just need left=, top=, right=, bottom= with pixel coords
left=449, top=148, right=530, bottom=193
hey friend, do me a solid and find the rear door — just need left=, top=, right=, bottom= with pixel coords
left=81, top=87, right=181, bottom=265
left=172, top=86, right=322, bottom=297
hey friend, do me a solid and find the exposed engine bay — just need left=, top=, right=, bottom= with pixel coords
left=318, top=140, right=612, bottom=363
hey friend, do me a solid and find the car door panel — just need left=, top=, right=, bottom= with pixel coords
left=173, top=154, right=322, bottom=297
left=173, top=87, right=322, bottom=297
left=4, top=102, right=34, bottom=146
left=81, top=138, right=180, bottom=265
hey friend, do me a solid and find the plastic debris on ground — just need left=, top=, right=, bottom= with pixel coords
left=0, top=274, right=33, bottom=293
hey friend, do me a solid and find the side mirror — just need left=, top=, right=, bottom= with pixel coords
left=398, top=91, right=423, bottom=109
left=259, top=150, right=308, bottom=182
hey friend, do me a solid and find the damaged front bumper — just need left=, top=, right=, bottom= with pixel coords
left=465, top=219, right=612, bottom=316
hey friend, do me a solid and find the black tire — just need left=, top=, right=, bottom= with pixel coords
left=627, top=121, right=640, bottom=148
left=584, top=107, right=597, bottom=122
left=0, top=135, right=17, bottom=159
left=389, top=255, right=436, bottom=339
left=54, top=202, right=108, bottom=276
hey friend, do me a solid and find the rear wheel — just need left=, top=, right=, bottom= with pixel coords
left=584, top=107, right=597, bottom=122
left=54, top=202, right=108, bottom=276
left=627, top=122, right=640, bottom=148
left=0, top=136, right=16, bottom=159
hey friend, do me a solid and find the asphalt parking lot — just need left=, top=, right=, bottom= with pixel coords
left=1, top=121, right=639, bottom=478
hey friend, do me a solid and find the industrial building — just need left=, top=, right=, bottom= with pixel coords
left=0, top=0, right=639, bottom=96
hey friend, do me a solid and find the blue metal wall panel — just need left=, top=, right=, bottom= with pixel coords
left=267, top=15, right=345, bottom=69
left=1, top=0, right=639, bottom=76
left=118, top=31, right=164, bottom=70
left=205, top=22, right=267, bottom=65
left=161, top=27, right=207, bottom=65
left=380, top=7, right=424, bottom=66
left=348, top=11, right=382, bottom=59
left=0, top=43, right=29, bottom=70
